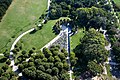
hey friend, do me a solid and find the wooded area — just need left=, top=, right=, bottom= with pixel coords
left=0, top=0, right=12, bottom=21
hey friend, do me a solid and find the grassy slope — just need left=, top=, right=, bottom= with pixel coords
left=20, top=20, right=56, bottom=50
left=114, top=0, right=120, bottom=6
left=0, top=0, right=47, bottom=52
left=71, top=29, right=85, bottom=51
left=20, top=17, right=69, bottom=50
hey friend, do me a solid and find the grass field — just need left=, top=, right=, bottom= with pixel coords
left=114, top=0, right=120, bottom=6
left=19, top=20, right=56, bottom=50
left=19, top=17, right=69, bottom=50
left=0, top=0, right=47, bottom=52
left=71, top=29, right=85, bottom=51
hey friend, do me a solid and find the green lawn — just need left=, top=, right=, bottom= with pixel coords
left=19, top=17, right=70, bottom=50
left=114, top=0, right=120, bottom=6
left=19, top=20, right=56, bottom=50
left=71, top=29, right=85, bottom=51
left=0, top=0, right=47, bottom=52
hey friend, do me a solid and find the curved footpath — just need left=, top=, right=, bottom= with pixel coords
left=0, top=54, right=4, bottom=56
left=9, top=28, right=35, bottom=71
left=9, top=0, right=52, bottom=76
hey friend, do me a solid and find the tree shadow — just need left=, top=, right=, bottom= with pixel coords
left=0, top=57, right=7, bottom=63
left=29, top=29, right=37, bottom=34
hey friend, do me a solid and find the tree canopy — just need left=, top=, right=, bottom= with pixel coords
left=73, top=28, right=108, bottom=78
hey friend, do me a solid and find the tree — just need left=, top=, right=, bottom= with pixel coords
left=55, top=62, right=63, bottom=69
left=2, top=72, right=10, bottom=79
left=21, top=50, right=26, bottom=55
left=10, top=76, right=17, bottom=80
left=28, top=62, right=34, bottom=67
left=0, top=68, right=4, bottom=76
left=48, top=56, right=54, bottom=62
left=45, top=74, right=52, bottom=80
left=19, top=47, right=71, bottom=79
left=0, top=76, right=8, bottom=80
left=2, top=64, right=8, bottom=71
left=61, top=73, right=69, bottom=80
left=37, top=65, right=45, bottom=71
left=42, top=58, right=48, bottom=62
left=52, top=76, right=59, bottom=80
left=22, top=62, right=28, bottom=68
left=46, top=69, right=52, bottom=74
left=52, top=67, right=59, bottom=75
left=37, top=72, right=45, bottom=79
left=54, top=56, right=61, bottom=62
left=59, top=53, right=66, bottom=60
left=73, top=28, right=108, bottom=77
left=87, top=61, right=103, bottom=76
left=36, top=52, right=45, bottom=59
left=77, top=28, right=108, bottom=63
left=0, top=0, right=12, bottom=21
left=49, top=7, right=63, bottom=19
left=71, top=59, right=77, bottom=66
left=19, top=64, right=24, bottom=71
left=112, top=42, right=120, bottom=63
left=63, top=63, right=69, bottom=70
left=52, top=51, right=59, bottom=56
left=3, top=52, right=9, bottom=58
left=6, top=59, right=11, bottom=65
left=43, top=48, right=52, bottom=58
left=35, top=59, right=42, bottom=65
left=29, top=58, right=34, bottom=62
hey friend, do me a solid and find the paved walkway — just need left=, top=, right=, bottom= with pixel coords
left=41, top=29, right=67, bottom=50
left=100, top=27, right=120, bottom=78
left=42, top=0, right=51, bottom=23
left=0, top=54, right=4, bottom=56
left=10, top=28, right=35, bottom=71
left=8, top=0, right=52, bottom=77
